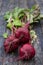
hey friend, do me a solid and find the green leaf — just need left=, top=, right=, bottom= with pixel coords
left=30, top=30, right=36, bottom=35
left=30, top=30, right=36, bottom=39
left=13, top=7, right=24, bottom=19
left=30, top=14, right=33, bottom=23
left=40, top=14, right=43, bottom=18
left=30, top=5, right=36, bottom=13
left=4, top=11, right=11, bottom=20
left=32, top=5, right=36, bottom=10
left=7, top=22, right=13, bottom=29
left=13, top=19, right=22, bottom=27
left=34, top=15, right=40, bottom=21
left=23, top=8, right=30, bottom=13
left=22, top=8, right=30, bottom=21
left=7, top=14, right=13, bottom=23
left=3, top=33, right=8, bottom=38
left=19, top=13, right=25, bottom=18
left=12, top=7, right=19, bottom=18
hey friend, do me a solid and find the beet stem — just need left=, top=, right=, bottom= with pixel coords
left=24, top=21, right=30, bottom=29
left=11, top=26, right=17, bottom=35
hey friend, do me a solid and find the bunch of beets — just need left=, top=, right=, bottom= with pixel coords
left=4, top=21, right=35, bottom=61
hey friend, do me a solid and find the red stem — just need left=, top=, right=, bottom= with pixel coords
left=11, top=26, right=17, bottom=35
left=24, top=21, right=30, bottom=29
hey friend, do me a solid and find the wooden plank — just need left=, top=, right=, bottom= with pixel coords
left=18, top=0, right=27, bottom=8
left=0, top=0, right=43, bottom=65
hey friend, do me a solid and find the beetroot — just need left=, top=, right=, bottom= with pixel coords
left=4, top=35, right=19, bottom=53
left=15, top=21, right=31, bottom=43
left=16, top=43, right=35, bottom=60
left=4, top=33, right=24, bottom=53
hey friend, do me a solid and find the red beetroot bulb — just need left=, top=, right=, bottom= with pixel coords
left=16, top=43, right=35, bottom=61
left=15, top=21, right=31, bottom=43
left=15, top=28, right=30, bottom=43
left=4, top=35, right=19, bottom=53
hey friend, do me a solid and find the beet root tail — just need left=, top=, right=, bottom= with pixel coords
left=14, top=55, right=25, bottom=61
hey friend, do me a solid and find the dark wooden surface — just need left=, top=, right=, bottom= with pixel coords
left=0, top=0, right=43, bottom=65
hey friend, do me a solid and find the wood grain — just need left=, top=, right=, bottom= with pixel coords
left=0, top=0, right=43, bottom=65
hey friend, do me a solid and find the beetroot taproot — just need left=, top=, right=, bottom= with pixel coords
left=16, top=43, right=35, bottom=60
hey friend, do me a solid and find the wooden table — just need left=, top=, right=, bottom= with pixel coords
left=0, top=0, right=43, bottom=65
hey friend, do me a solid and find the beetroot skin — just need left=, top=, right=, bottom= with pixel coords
left=15, top=22, right=30, bottom=43
left=16, top=43, right=35, bottom=60
left=15, top=21, right=31, bottom=43
left=4, top=35, right=19, bottom=53
left=15, top=28, right=30, bottom=43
